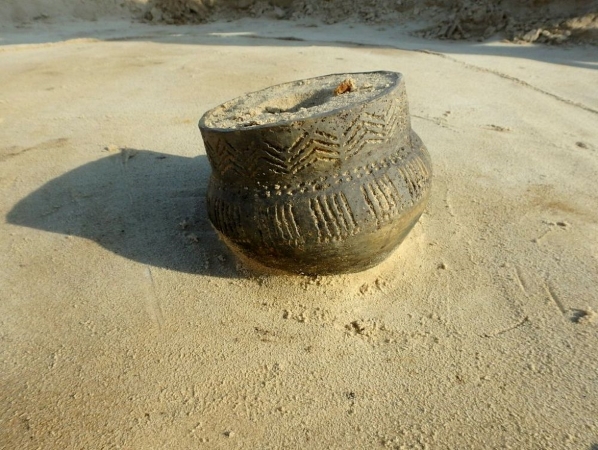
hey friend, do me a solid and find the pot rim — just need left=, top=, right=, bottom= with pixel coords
left=198, top=70, right=402, bottom=133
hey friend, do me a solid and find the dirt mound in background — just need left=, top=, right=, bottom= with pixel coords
left=0, top=0, right=148, bottom=25
left=418, top=0, right=598, bottom=45
left=0, top=0, right=595, bottom=45
left=145, top=0, right=213, bottom=23
left=507, top=12, right=598, bottom=45
left=145, top=0, right=598, bottom=45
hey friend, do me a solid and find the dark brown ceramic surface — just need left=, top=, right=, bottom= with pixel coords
left=199, top=71, right=432, bottom=274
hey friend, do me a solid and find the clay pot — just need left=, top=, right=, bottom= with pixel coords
left=198, top=71, right=431, bottom=275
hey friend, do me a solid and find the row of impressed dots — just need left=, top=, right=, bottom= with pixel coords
left=253, top=147, right=413, bottom=198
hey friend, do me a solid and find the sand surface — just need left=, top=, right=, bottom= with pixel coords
left=1, top=17, right=598, bottom=449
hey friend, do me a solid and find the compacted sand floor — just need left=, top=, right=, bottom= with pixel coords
left=1, top=18, right=597, bottom=449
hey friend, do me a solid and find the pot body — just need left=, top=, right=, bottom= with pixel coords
left=199, top=72, right=431, bottom=274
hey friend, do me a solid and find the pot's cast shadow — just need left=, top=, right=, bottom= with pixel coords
left=7, top=149, right=239, bottom=277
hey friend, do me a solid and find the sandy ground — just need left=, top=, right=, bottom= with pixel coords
left=1, top=17, right=598, bottom=449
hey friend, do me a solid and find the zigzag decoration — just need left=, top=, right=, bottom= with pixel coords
left=205, top=137, right=245, bottom=177
left=343, top=98, right=402, bottom=159
left=207, top=96, right=405, bottom=177
left=258, top=129, right=341, bottom=175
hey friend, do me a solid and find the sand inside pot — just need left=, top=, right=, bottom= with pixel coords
left=202, top=72, right=398, bottom=129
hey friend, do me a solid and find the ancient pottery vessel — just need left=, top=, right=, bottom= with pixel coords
left=198, top=71, right=432, bottom=275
